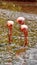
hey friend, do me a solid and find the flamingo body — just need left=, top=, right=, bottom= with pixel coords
left=21, top=25, right=28, bottom=37
left=7, top=21, right=14, bottom=26
left=16, top=17, right=25, bottom=25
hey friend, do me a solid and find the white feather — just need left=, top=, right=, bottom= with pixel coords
left=17, top=17, right=25, bottom=21
left=7, top=21, right=14, bottom=25
left=21, top=25, right=28, bottom=29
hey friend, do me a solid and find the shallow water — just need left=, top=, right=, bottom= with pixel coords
left=0, top=8, right=37, bottom=65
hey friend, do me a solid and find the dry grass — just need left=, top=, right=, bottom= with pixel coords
left=0, top=1, right=37, bottom=14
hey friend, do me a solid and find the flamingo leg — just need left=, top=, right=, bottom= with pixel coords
left=24, top=30, right=28, bottom=46
left=8, top=26, right=12, bottom=44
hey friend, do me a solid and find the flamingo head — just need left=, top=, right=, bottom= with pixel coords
left=16, top=17, right=25, bottom=25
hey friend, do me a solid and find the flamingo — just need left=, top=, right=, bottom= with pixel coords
left=7, top=21, right=14, bottom=44
left=16, top=17, right=25, bottom=25
left=16, top=17, right=28, bottom=46
left=21, top=24, right=28, bottom=46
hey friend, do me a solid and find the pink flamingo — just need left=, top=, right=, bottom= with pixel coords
left=16, top=17, right=28, bottom=46
left=21, top=25, right=28, bottom=46
left=7, top=21, right=14, bottom=44
left=16, top=17, right=25, bottom=25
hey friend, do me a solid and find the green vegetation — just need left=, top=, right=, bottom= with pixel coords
left=0, top=1, right=22, bottom=11
left=0, top=1, right=37, bottom=13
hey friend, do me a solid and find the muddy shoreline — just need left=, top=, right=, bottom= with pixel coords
left=0, top=9, right=37, bottom=20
